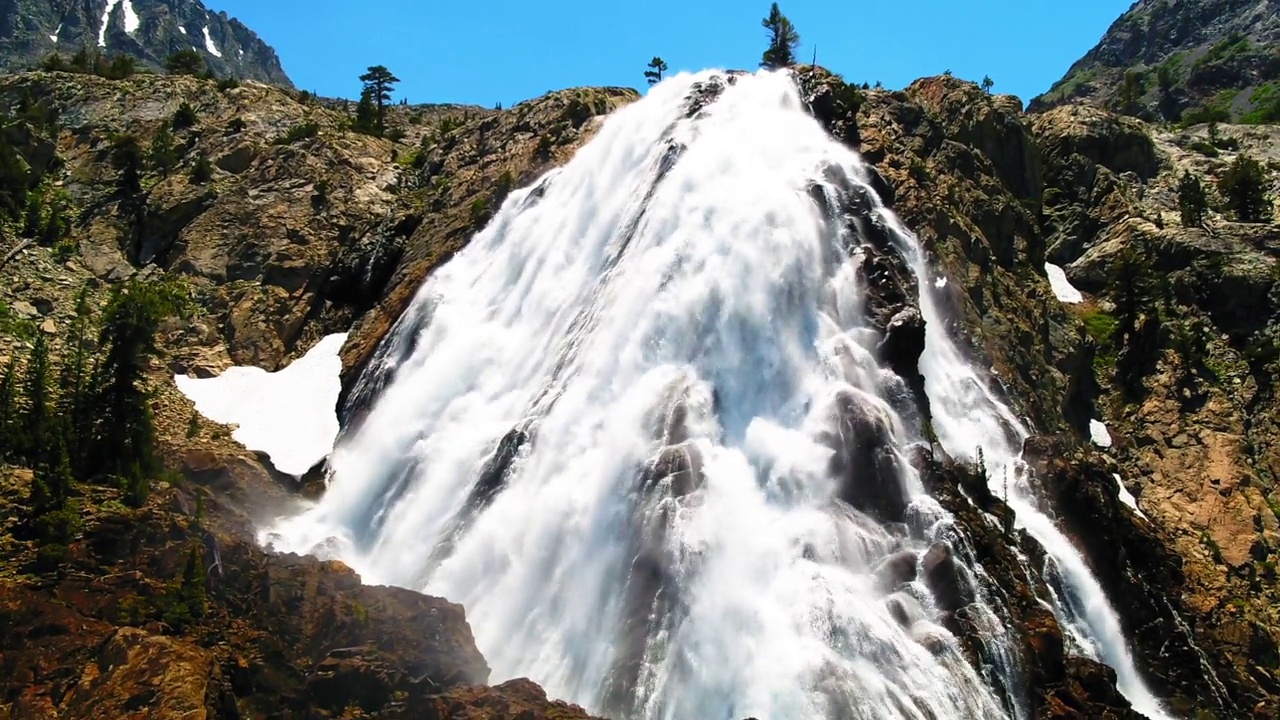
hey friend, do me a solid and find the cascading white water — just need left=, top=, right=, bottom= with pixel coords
left=263, top=69, right=1170, bottom=720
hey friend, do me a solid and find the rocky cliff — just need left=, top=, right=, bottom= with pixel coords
left=0, top=54, right=1278, bottom=718
left=0, top=0, right=292, bottom=86
left=1031, top=0, right=1279, bottom=123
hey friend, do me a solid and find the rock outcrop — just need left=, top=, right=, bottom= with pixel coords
left=0, top=0, right=292, bottom=86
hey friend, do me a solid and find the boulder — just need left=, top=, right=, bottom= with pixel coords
left=921, top=543, right=975, bottom=612
left=819, top=388, right=910, bottom=522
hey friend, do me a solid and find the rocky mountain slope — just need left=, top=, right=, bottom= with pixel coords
left=1031, top=0, right=1279, bottom=123
left=0, top=52, right=1278, bottom=719
left=0, top=0, right=291, bottom=86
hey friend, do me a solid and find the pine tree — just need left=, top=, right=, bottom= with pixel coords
left=353, top=88, right=379, bottom=136
left=190, top=155, right=214, bottom=184
left=358, top=65, right=400, bottom=136
left=171, top=102, right=198, bottom=131
left=149, top=124, right=178, bottom=175
left=644, top=57, right=668, bottom=86
left=180, top=544, right=207, bottom=617
left=1178, top=171, right=1208, bottom=227
left=112, top=134, right=143, bottom=198
left=0, top=132, right=30, bottom=223
left=1156, top=64, right=1179, bottom=121
left=760, top=3, right=800, bottom=69
left=165, top=49, right=205, bottom=76
left=58, top=287, right=94, bottom=473
left=1218, top=154, right=1270, bottom=223
left=21, top=333, right=54, bottom=469
left=0, top=357, right=19, bottom=462
left=88, top=281, right=175, bottom=503
left=22, top=186, right=43, bottom=238
left=981, top=75, right=994, bottom=94
left=1117, top=70, right=1143, bottom=117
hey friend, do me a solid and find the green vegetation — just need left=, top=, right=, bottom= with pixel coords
left=981, top=75, right=994, bottom=94
left=118, top=544, right=208, bottom=630
left=0, top=280, right=182, bottom=565
left=1178, top=171, right=1209, bottom=227
left=760, top=3, right=800, bottom=69
left=1242, top=82, right=1280, bottom=125
left=171, top=102, right=198, bottom=130
left=1082, top=310, right=1119, bottom=349
left=41, top=49, right=136, bottom=80
left=190, top=155, right=214, bottom=185
left=355, top=65, right=400, bottom=137
left=645, top=57, right=669, bottom=86
left=275, top=121, right=321, bottom=145
left=1116, top=70, right=1145, bottom=117
left=1180, top=90, right=1236, bottom=127
left=1218, top=154, right=1270, bottom=223
left=165, top=49, right=206, bottom=77
left=149, top=124, right=178, bottom=174
left=1191, top=33, right=1251, bottom=75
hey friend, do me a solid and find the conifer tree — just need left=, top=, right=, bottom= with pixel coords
left=760, top=3, right=800, bottom=69
left=358, top=65, right=400, bottom=136
left=353, top=88, right=379, bottom=136
left=0, top=132, right=30, bottom=223
left=180, top=544, right=207, bottom=617
left=88, top=281, right=175, bottom=504
left=58, top=287, right=94, bottom=472
left=21, top=333, right=54, bottom=468
left=112, top=134, right=143, bottom=198
left=1117, top=70, right=1143, bottom=117
left=22, top=186, right=43, bottom=238
left=1156, top=64, right=1179, bottom=120
left=165, top=49, right=205, bottom=76
left=0, top=357, right=19, bottom=462
left=1178, top=171, right=1208, bottom=227
left=981, top=76, right=994, bottom=94
left=150, top=124, right=178, bottom=174
left=644, top=57, right=668, bottom=86
left=1218, top=154, right=1270, bottom=223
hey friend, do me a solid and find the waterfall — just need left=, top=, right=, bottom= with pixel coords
left=263, top=69, right=1170, bottom=720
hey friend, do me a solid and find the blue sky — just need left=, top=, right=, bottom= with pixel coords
left=212, top=0, right=1131, bottom=108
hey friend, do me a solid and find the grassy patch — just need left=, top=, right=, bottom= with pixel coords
left=0, top=301, right=37, bottom=340
left=1242, top=82, right=1280, bottom=125
left=273, top=121, right=320, bottom=145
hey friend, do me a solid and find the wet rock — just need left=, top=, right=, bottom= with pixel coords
left=921, top=543, right=975, bottom=612
left=640, top=442, right=704, bottom=498
left=874, top=550, right=919, bottom=592
left=819, top=388, right=910, bottom=522
left=876, top=307, right=927, bottom=400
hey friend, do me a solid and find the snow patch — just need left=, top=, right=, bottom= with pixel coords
left=98, top=0, right=121, bottom=46
left=121, top=0, right=140, bottom=33
left=1090, top=419, right=1113, bottom=448
left=179, top=25, right=187, bottom=34
left=175, top=334, right=348, bottom=476
left=203, top=26, right=222, bottom=57
left=1045, top=262, right=1083, bottom=304
left=1112, top=473, right=1149, bottom=520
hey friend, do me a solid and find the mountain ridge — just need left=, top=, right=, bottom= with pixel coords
left=0, top=0, right=292, bottom=86
left=1030, top=0, right=1280, bottom=122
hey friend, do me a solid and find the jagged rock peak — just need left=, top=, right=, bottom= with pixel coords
left=0, top=0, right=292, bottom=86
